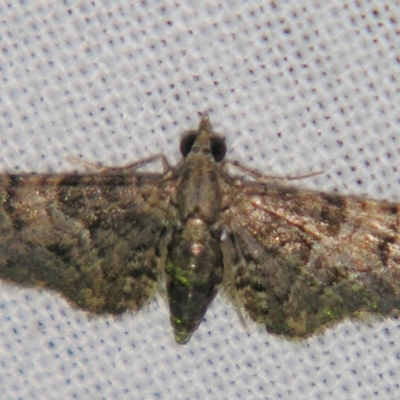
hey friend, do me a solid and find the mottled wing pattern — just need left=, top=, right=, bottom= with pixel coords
left=221, top=182, right=400, bottom=339
left=0, top=173, right=172, bottom=315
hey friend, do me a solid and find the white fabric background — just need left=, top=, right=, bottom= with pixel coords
left=0, top=1, right=400, bottom=399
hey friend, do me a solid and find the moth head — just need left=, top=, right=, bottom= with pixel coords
left=180, top=116, right=226, bottom=162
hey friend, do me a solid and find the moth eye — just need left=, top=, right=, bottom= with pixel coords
left=210, top=137, right=226, bottom=162
left=180, top=132, right=226, bottom=162
left=180, top=132, right=198, bottom=158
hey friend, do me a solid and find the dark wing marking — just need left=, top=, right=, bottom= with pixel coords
left=221, top=182, right=400, bottom=339
left=0, top=174, right=172, bottom=315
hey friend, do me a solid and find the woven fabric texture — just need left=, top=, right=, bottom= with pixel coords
left=0, top=1, right=400, bottom=399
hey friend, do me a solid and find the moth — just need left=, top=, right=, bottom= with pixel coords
left=0, top=116, right=399, bottom=344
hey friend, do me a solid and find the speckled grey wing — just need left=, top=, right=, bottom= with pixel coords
left=0, top=174, right=172, bottom=315
left=221, top=182, right=400, bottom=339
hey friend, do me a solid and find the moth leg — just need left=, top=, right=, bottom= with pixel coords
left=66, top=156, right=105, bottom=171
left=104, top=154, right=171, bottom=174
left=224, top=160, right=322, bottom=182
left=67, top=154, right=172, bottom=175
